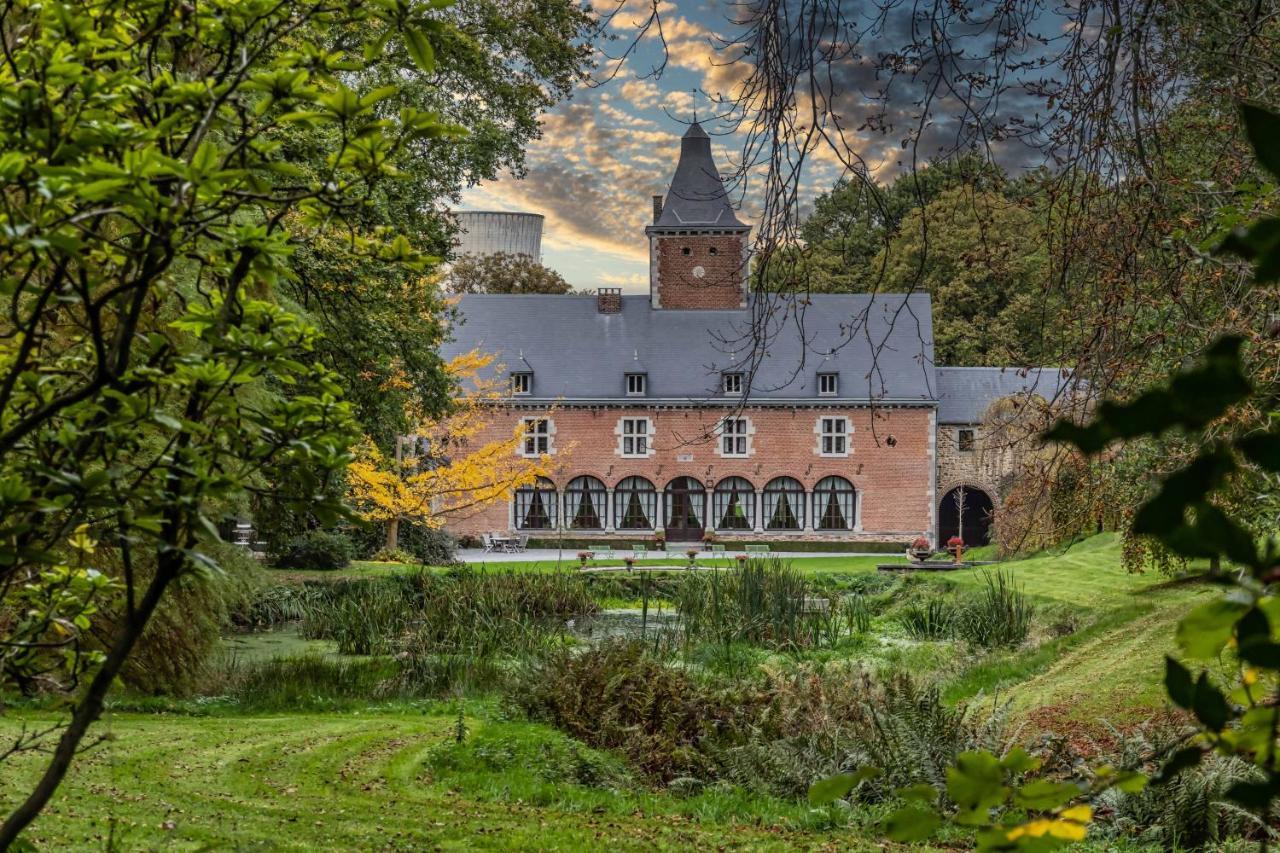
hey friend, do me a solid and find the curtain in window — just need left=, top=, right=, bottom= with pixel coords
left=614, top=476, right=657, bottom=530
left=763, top=477, right=804, bottom=530
left=713, top=477, right=754, bottom=530
left=813, top=476, right=855, bottom=531
left=514, top=477, right=557, bottom=530
left=565, top=476, right=606, bottom=530
left=665, top=477, right=705, bottom=529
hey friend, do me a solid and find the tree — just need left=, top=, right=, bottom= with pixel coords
left=281, top=0, right=593, bottom=448
left=346, top=351, right=554, bottom=547
left=0, top=1, right=458, bottom=843
left=446, top=252, right=574, bottom=294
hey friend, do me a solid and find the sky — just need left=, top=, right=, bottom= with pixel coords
left=458, top=1, right=793, bottom=293
left=457, top=0, right=1063, bottom=293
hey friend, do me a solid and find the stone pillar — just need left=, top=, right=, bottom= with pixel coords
left=753, top=489, right=764, bottom=534
left=605, top=488, right=615, bottom=533
left=803, top=489, right=814, bottom=533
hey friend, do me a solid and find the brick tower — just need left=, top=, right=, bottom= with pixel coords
left=646, top=122, right=751, bottom=310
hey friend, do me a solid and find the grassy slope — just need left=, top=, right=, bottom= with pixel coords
left=0, top=711, right=886, bottom=851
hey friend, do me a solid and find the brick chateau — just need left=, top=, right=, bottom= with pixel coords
left=442, top=123, right=1071, bottom=547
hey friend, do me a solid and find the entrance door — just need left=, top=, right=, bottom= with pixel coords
left=938, top=485, right=994, bottom=547
left=664, top=477, right=706, bottom=541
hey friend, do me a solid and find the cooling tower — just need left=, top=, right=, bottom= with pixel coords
left=453, top=211, right=544, bottom=259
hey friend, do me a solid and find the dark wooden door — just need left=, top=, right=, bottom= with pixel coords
left=665, top=478, right=705, bottom=541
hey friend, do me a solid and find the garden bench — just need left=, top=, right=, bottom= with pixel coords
left=744, top=544, right=771, bottom=554
left=589, top=546, right=615, bottom=561
left=630, top=544, right=647, bottom=559
left=706, top=544, right=726, bottom=555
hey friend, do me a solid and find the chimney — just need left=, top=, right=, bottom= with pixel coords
left=597, top=287, right=622, bottom=314
left=652, top=195, right=663, bottom=224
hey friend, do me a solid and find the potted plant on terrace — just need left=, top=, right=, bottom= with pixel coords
left=577, top=551, right=591, bottom=569
left=907, top=537, right=933, bottom=563
left=623, top=556, right=636, bottom=571
left=653, top=531, right=666, bottom=551
left=947, top=536, right=965, bottom=564
left=686, top=548, right=699, bottom=568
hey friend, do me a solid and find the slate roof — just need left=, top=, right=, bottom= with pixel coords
left=935, top=367, right=1075, bottom=424
left=649, top=122, right=747, bottom=231
left=442, top=293, right=938, bottom=404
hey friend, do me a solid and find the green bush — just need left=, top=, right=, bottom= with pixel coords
left=369, top=546, right=416, bottom=563
left=897, top=598, right=955, bottom=640
left=954, top=570, right=1034, bottom=648
left=274, top=530, right=356, bottom=570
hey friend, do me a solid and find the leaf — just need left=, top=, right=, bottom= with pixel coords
left=1165, top=657, right=1196, bottom=709
left=1152, top=747, right=1203, bottom=786
left=896, top=782, right=938, bottom=804
left=1242, top=102, right=1280, bottom=180
left=947, top=750, right=1008, bottom=825
left=882, top=805, right=941, bottom=842
left=1191, top=672, right=1231, bottom=731
left=404, top=27, right=436, bottom=74
left=1226, top=777, right=1280, bottom=810
left=1175, top=598, right=1249, bottom=659
left=807, top=767, right=880, bottom=805
left=1001, top=746, right=1042, bottom=774
left=1014, top=779, right=1081, bottom=811
left=1237, top=432, right=1280, bottom=472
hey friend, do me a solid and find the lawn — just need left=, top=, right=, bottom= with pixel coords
left=4, top=534, right=1214, bottom=850
left=0, top=710, right=884, bottom=851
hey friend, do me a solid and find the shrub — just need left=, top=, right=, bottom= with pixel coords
left=274, top=530, right=355, bottom=570
left=369, top=546, right=416, bottom=563
left=398, top=524, right=458, bottom=565
left=954, top=570, right=1034, bottom=648
left=511, top=640, right=764, bottom=781
left=897, top=598, right=955, bottom=640
left=1093, top=722, right=1274, bottom=848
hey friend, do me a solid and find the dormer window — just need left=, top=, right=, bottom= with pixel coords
left=722, top=372, right=743, bottom=396
left=818, top=372, right=838, bottom=396
left=626, top=373, right=647, bottom=396
left=511, top=372, right=532, bottom=395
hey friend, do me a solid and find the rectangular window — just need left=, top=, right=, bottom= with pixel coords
left=818, top=373, right=838, bottom=396
left=723, top=372, right=743, bottom=395
left=626, top=373, right=647, bottom=396
left=820, top=417, right=848, bottom=456
left=521, top=418, right=549, bottom=456
left=511, top=372, right=532, bottom=395
left=958, top=428, right=975, bottom=452
left=721, top=417, right=748, bottom=456
left=621, top=418, right=649, bottom=457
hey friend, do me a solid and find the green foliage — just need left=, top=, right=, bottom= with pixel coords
left=369, top=547, right=417, bottom=564
left=274, top=531, right=357, bottom=571
left=898, top=598, right=955, bottom=640
left=446, top=252, right=574, bottom=294
left=954, top=572, right=1036, bottom=649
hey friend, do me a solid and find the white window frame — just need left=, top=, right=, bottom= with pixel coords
left=717, top=416, right=753, bottom=458
left=617, top=417, right=654, bottom=458
left=626, top=373, right=647, bottom=396
left=818, top=372, right=838, bottom=396
left=815, top=415, right=851, bottom=457
left=520, top=417, right=553, bottom=457
left=511, top=372, right=532, bottom=396
left=722, top=372, right=743, bottom=396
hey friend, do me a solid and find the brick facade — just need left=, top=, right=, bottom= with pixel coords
left=451, top=404, right=935, bottom=544
left=649, top=232, right=749, bottom=310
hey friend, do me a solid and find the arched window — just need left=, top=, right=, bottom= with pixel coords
left=614, top=476, right=657, bottom=530
left=565, top=476, right=606, bottom=530
left=514, top=476, right=557, bottom=530
left=713, top=477, right=755, bottom=531
left=664, top=476, right=706, bottom=540
left=813, top=476, right=856, bottom=531
left=763, top=477, right=805, bottom=530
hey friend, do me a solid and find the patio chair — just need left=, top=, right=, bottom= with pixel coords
left=514, top=534, right=528, bottom=553
left=630, top=544, right=647, bottom=560
left=481, top=533, right=496, bottom=553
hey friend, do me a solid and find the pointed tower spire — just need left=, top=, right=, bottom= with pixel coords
left=649, top=122, right=745, bottom=229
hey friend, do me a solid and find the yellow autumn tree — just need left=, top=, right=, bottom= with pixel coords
left=347, top=350, right=554, bottom=549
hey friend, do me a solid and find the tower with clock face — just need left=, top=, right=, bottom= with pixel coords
left=646, top=122, right=751, bottom=310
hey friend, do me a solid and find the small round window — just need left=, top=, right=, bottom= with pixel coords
left=681, top=247, right=691, bottom=256
left=709, top=246, right=718, bottom=255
